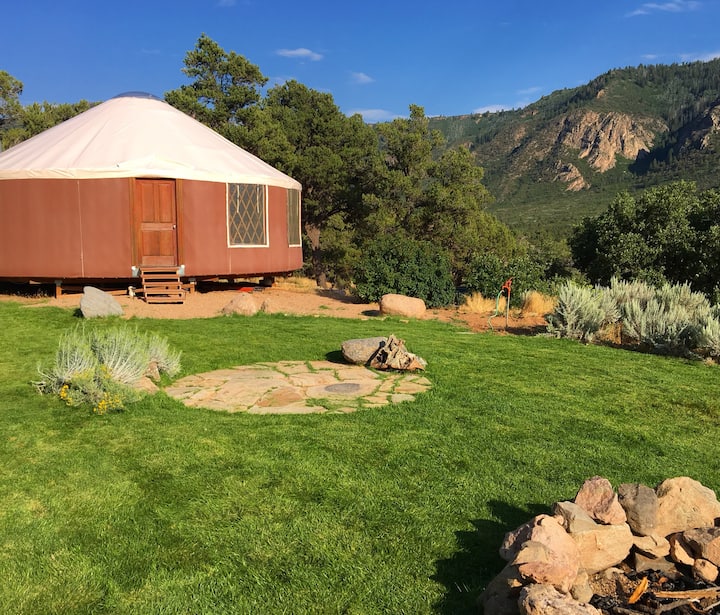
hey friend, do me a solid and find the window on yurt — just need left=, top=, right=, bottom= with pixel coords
left=227, top=184, right=268, bottom=247
left=287, top=189, right=301, bottom=246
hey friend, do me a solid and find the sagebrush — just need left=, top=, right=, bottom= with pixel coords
left=548, top=279, right=720, bottom=358
left=35, top=324, right=181, bottom=413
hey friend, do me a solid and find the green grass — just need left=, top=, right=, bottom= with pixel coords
left=1, top=300, right=720, bottom=614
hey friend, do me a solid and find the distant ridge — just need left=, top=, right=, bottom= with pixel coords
left=428, top=58, right=720, bottom=238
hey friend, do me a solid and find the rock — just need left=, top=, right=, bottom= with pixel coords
left=518, top=584, right=602, bottom=615
left=341, top=335, right=426, bottom=371
left=570, top=523, right=634, bottom=574
left=633, top=552, right=678, bottom=575
left=669, top=533, right=696, bottom=566
left=553, top=501, right=599, bottom=533
left=341, top=337, right=389, bottom=365
left=574, top=476, right=627, bottom=525
left=145, top=359, right=161, bottom=381
left=682, top=527, right=720, bottom=567
left=478, top=564, right=524, bottom=615
left=129, top=376, right=159, bottom=394
left=618, top=482, right=658, bottom=536
left=500, top=514, right=580, bottom=593
left=221, top=293, right=258, bottom=316
left=554, top=161, right=590, bottom=192
left=632, top=534, right=670, bottom=559
left=80, top=286, right=123, bottom=318
left=654, top=477, right=720, bottom=537
left=512, top=540, right=579, bottom=594
left=558, top=110, right=662, bottom=173
left=570, top=569, right=594, bottom=603
left=693, top=558, right=719, bottom=583
left=379, top=293, right=426, bottom=318
left=501, top=515, right=565, bottom=561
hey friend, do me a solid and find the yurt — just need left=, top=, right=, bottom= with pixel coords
left=0, top=92, right=303, bottom=297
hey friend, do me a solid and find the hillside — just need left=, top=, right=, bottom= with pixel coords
left=429, top=59, right=720, bottom=238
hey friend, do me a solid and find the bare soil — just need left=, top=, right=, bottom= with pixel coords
left=0, top=279, right=548, bottom=334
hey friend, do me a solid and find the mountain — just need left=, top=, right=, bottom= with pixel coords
left=429, top=59, right=720, bottom=239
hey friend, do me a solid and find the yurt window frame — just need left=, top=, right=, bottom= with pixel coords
left=227, top=183, right=269, bottom=248
left=287, top=189, right=302, bottom=247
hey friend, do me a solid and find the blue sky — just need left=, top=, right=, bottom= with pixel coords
left=3, top=1, right=720, bottom=122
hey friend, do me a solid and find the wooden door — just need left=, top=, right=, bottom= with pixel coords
left=133, top=179, right=178, bottom=267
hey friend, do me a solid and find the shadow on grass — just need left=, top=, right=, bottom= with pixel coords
left=432, top=500, right=549, bottom=614
left=324, top=350, right=349, bottom=364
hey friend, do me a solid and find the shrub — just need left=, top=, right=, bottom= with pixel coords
left=464, top=254, right=550, bottom=308
left=556, top=278, right=720, bottom=358
left=546, top=282, right=619, bottom=343
left=91, top=327, right=150, bottom=384
left=36, top=325, right=181, bottom=413
left=621, top=298, right=697, bottom=355
left=607, top=277, right=657, bottom=310
left=521, top=291, right=556, bottom=316
left=616, top=281, right=712, bottom=356
left=353, top=235, right=456, bottom=308
left=698, top=313, right=720, bottom=358
left=146, top=333, right=182, bottom=378
left=460, top=292, right=503, bottom=314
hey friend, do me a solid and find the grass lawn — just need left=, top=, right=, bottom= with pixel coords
left=1, top=300, right=719, bottom=614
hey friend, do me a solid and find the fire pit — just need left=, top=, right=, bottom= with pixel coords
left=591, top=568, right=720, bottom=614
left=480, top=476, right=720, bottom=615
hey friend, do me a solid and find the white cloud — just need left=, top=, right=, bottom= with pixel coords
left=680, top=50, right=720, bottom=62
left=627, top=1, right=700, bottom=17
left=641, top=53, right=660, bottom=60
left=217, top=0, right=236, bottom=6
left=276, top=48, right=323, bottom=61
left=517, top=86, right=542, bottom=96
left=350, top=72, right=374, bottom=85
left=347, top=108, right=398, bottom=123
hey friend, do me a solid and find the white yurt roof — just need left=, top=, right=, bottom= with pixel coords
left=0, top=93, right=301, bottom=190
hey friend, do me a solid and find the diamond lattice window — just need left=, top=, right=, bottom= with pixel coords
left=228, top=184, right=267, bottom=246
left=287, top=189, right=301, bottom=246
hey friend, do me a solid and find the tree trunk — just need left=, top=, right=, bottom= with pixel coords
left=304, top=223, right=328, bottom=289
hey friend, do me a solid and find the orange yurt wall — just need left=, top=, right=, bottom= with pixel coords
left=0, top=177, right=301, bottom=281
left=0, top=178, right=133, bottom=279
left=180, top=181, right=303, bottom=278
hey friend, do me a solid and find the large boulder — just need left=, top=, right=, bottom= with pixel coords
left=341, top=335, right=426, bottom=371
left=341, top=337, right=388, bottom=365
left=379, top=293, right=426, bottom=318
left=80, top=286, right=123, bottom=318
left=654, top=477, right=720, bottom=537
left=221, top=293, right=259, bottom=316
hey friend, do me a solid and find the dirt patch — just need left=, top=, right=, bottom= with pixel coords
left=0, top=280, right=549, bottom=334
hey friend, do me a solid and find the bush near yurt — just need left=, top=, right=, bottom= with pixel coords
left=353, top=235, right=455, bottom=308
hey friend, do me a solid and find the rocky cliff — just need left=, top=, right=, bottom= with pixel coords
left=556, top=110, right=665, bottom=175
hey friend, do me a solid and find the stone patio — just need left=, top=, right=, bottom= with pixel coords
left=164, top=360, right=432, bottom=414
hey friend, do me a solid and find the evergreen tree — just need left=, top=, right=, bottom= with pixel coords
left=164, top=34, right=267, bottom=147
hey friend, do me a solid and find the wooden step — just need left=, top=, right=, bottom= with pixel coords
left=139, top=267, right=185, bottom=304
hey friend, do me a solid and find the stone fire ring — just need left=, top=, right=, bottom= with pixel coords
left=164, top=360, right=432, bottom=414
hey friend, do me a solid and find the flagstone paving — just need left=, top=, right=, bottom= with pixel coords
left=164, top=360, right=432, bottom=414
